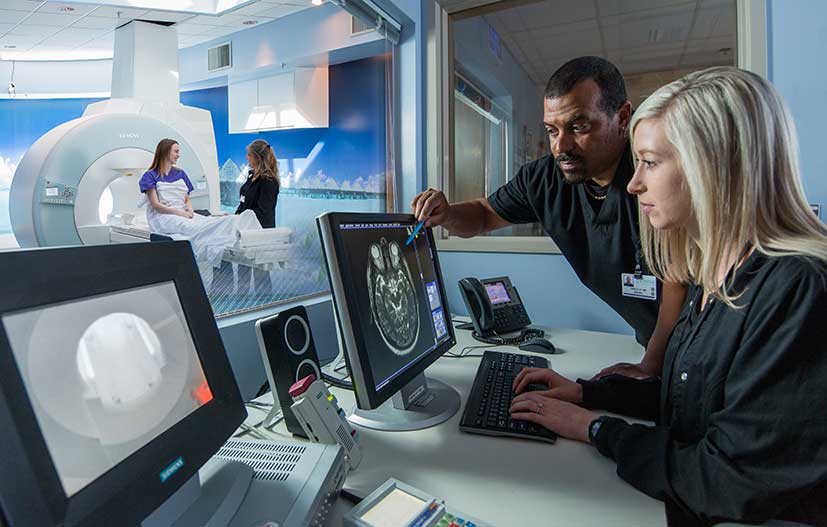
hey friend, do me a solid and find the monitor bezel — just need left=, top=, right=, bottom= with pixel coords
left=317, top=212, right=456, bottom=410
left=0, top=242, right=246, bottom=527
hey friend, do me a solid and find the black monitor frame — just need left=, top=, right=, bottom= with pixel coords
left=0, top=242, right=246, bottom=527
left=317, top=212, right=456, bottom=410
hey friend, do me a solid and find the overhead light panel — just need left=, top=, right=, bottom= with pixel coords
left=52, top=0, right=255, bottom=15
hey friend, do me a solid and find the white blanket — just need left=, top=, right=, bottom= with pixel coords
left=144, top=179, right=263, bottom=267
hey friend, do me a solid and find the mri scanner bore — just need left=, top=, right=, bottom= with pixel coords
left=1, top=281, right=212, bottom=497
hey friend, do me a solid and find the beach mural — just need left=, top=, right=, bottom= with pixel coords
left=0, top=55, right=390, bottom=315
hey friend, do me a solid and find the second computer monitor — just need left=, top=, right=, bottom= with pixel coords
left=317, top=213, right=458, bottom=431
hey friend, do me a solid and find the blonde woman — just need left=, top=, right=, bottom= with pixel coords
left=508, top=67, right=827, bottom=524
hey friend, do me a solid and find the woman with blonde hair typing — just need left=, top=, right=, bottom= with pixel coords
left=509, top=67, right=827, bottom=525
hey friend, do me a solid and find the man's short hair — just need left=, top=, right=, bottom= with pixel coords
left=544, top=56, right=627, bottom=116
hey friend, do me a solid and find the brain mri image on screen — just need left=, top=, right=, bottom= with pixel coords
left=366, top=238, right=420, bottom=354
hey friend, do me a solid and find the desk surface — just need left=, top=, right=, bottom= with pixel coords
left=249, top=323, right=666, bottom=526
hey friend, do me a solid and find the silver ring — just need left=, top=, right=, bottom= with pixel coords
left=535, top=402, right=543, bottom=414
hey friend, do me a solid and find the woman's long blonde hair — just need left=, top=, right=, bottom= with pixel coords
left=247, top=140, right=279, bottom=183
left=631, top=66, right=827, bottom=306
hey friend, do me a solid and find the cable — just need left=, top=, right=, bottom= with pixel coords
left=323, top=372, right=353, bottom=390
left=471, top=327, right=544, bottom=346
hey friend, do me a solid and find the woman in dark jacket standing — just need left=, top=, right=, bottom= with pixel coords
left=236, top=139, right=280, bottom=295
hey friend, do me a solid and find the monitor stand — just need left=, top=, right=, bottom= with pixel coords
left=348, top=373, right=461, bottom=431
left=141, top=459, right=253, bottom=527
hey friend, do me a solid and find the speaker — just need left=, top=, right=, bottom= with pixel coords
left=255, top=305, right=322, bottom=437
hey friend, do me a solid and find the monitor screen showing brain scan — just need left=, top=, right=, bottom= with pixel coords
left=339, top=222, right=450, bottom=389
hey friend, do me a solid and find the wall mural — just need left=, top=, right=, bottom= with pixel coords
left=0, top=56, right=389, bottom=316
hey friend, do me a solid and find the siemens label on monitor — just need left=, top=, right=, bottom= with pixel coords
left=160, top=457, right=184, bottom=482
left=118, top=133, right=140, bottom=139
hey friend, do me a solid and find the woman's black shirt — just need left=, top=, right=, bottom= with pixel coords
left=579, top=252, right=827, bottom=526
left=236, top=172, right=279, bottom=228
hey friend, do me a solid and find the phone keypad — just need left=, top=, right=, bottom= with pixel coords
left=493, top=305, right=530, bottom=332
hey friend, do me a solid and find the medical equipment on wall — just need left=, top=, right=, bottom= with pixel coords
left=289, top=375, right=363, bottom=472
left=9, top=20, right=220, bottom=248
left=343, top=478, right=492, bottom=527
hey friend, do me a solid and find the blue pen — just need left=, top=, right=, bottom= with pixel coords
left=405, top=219, right=426, bottom=246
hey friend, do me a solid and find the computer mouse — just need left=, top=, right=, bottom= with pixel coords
left=518, top=337, right=557, bottom=355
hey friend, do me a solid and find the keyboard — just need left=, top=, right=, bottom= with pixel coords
left=459, top=350, right=557, bottom=443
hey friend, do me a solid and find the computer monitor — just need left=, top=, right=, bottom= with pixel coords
left=316, top=212, right=459, bottom=431
left=0, top=242, right=246, bottom=527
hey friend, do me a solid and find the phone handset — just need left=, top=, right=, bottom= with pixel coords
left=458, top=277, right=495, bottom=335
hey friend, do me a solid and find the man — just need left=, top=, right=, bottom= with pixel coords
left=412, top=56, right=685, bottom=378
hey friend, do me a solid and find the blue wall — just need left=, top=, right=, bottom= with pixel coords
left=0, top=97, right=103, bottom=236
left=767, top=0, right=827, bottom=218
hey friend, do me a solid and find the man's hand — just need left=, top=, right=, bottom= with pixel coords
left=590, top=361, right=658, bottom=381
left=410, top=189, right=450, bottom=227
left=510, top=392, right=597, bottom=443
left=512, top=367, right=583, bottom=403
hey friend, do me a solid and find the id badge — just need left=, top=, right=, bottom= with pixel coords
left=621, top=273, right=657, bottom=301
left=239, top=195, right=246, bottom=204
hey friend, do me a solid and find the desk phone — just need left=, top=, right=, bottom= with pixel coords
left=344, top=478, right=491, bottom=527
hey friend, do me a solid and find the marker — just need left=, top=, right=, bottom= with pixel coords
left=405, top=219, right=426, bottom=246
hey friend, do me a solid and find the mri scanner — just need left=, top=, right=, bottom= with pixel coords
left=10, top=21, right=219, bottom=248
left=9, top=20, right=293, bottom=272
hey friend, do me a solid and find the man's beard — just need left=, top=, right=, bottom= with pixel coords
left=556, top=155, right=589, bottom=184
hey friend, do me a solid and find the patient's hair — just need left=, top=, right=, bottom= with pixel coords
left=631, top=66, right=827, bottom=307
left=247, top=140, right=279, bottom=183
left=149, top=138, right=179, bottom=176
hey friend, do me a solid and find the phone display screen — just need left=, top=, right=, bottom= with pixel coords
left=484, top=282, right=511, bottom=305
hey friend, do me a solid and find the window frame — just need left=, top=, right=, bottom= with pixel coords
left=427, top=0, right=766, bottom=254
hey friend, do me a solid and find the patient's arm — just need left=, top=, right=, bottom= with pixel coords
left=184, top=194, right=194, bottom=213
left=147, top=188, right=192, bottom=218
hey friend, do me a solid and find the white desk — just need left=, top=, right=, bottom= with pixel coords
left=245, top=322, right=666, bottom=526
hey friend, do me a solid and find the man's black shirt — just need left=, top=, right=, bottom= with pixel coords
left=580, top=253, right=827, bottom=525
left=487, top=146, right=659, bottom=345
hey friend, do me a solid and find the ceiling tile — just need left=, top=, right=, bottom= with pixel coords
left=39, top=2, right=99, bottom=16
left=137, top=10, right=197, bottom=23
left=44, top=26, right=108, bottom=44
left=532, top=27, right=603, bottom=61
left=517, top=1, right=597, bottom=30
left=599, top=0, right=694, bottom=17
left=0, top=9, right=32, bottom=24
left=0, top=0, right=42, bottom=13
left=86, top=6, right=149, bottom=19
left=258, top=4, right=306, bottom=18
left=8, top=24, right=63, bottom=38
left=186, top=14, right=227, bottom=26
left=20, top=12, right=80, bottom=27
left=69, top=15, right=122, bottom=29
left=174, top=22, right=214, bottom=35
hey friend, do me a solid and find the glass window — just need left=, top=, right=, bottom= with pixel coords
left=442, top=0, right=737, bottom=242
left=0, top=15, right=398, bottom=319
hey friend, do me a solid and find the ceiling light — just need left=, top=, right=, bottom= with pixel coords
left=312, top=0, right=323, bottom=5
left=242, top=20, right=258, bottom=25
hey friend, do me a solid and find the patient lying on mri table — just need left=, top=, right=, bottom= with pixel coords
left=138, top=138, right=263, bottom=267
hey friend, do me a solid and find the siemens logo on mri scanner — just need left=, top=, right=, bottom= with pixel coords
left=118, top=133, right=140, bottom=139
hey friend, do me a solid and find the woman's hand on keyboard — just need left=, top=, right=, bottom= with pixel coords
left=512, top=367, right=583, bottom=404
left=510, top=393, right=596, bottom=443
